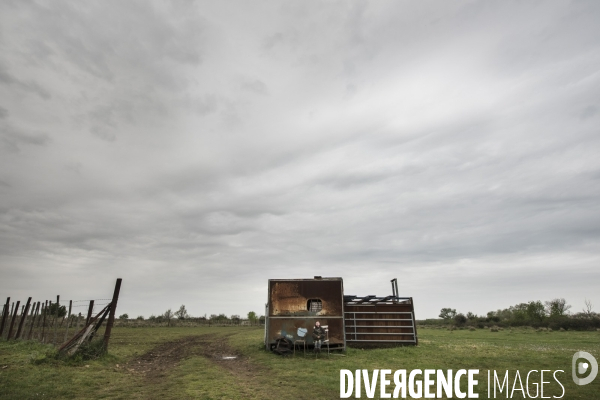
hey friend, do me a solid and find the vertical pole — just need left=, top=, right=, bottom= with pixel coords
left=103, top=278, right=122, bottom=351
left=0, top=304, right=5, bottom=339
left=77, top=312, right=81, bottom=331
left=7, top=300, right=20, bottom=340
left=28, top=302, right=40, bottom=340
left=0, top=297, right=9, bottom=338
left=63, top=300, right=73, bottom=343
left=36, top=302, right=44, bottom=340
left=53, top=295, right=59, bottom=345
left=16, top=297, right=32, bottom=339
left=86, top=300, right=94, bottom=326
left=41, top=301, right=48, bottom=343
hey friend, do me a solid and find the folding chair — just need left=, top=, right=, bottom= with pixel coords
left=294, top=327, right=307, bottom=356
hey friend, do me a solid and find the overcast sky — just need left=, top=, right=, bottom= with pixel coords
left=1, top=1, right=599, bottom=320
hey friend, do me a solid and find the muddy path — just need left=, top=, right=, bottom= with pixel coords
left=126, top=332, right=264, bottom=381
left=123, top=332, right=319, bottom=399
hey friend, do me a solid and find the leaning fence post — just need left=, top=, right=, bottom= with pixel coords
left=28, top=302, right=40, bottom=340
left=16, top=297, right=32, bottom=339
left=7, top=300, right=20, bottom=340
left=103, top=278, right=122, bottom=351
left=35, top=302, right=43, bottom=340
left=0, top=297, right=9, bottom=338
left=63, top=300, right=73, bottom=344
left=86, top=300, right=94, bottom=326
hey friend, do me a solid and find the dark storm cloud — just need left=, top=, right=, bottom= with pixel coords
left=1, top=0, right=599, bottom=319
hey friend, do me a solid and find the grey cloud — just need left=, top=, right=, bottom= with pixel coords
left=1, top=1, right=599, bottom=319
left=195, top=94, right=218, bottom=116
left=241, top=79, right=269, bottom=95
left=1, top=124, right=51, bottom=152
left=0, top=67, right=51, bottom=100
left=262, top=33, right=284, bottom=50
left=580, top=105, right=597, bottom=120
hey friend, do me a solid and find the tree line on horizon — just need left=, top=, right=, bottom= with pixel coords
left=432, top=298, right=599, bottom=330
left=118, top=305, right=265, bottom=326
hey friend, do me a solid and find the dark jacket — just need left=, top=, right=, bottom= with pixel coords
left=312, top=326, right=326, bottom=341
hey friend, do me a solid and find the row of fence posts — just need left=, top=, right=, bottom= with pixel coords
left=0, top=278, right=122, bottom=352
left=0, top=296, right=95, bottom=345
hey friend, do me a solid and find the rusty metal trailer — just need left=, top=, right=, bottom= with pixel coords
left=265, top=277, right=417, bottom=351
left=264, top=277, right=346, bottom=351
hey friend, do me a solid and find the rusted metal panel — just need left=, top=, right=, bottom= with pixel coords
left=269, top=278, right=344, bottom=316
left=266, top=277, right=345, bottom=350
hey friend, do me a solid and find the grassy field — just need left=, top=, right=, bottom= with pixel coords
left=0, top=326, right=598, bottom=399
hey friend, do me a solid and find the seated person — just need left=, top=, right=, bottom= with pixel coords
left=312, top=321, right=326, bottom=352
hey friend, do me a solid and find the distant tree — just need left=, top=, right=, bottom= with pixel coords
left=258, top=315, right=265, bottom=324
left=164, top=309, right=174, bottom=327
left=46, top=303, right=67, bottom=318
left=454, top=313, right=467, bottom=326
left=210, top=313, right=228, bottom=322
left=174, top=305, right=189, bottom=320
left=526, top=301, right=546, bottom=322
left=231, top=315, right=240, bottom=324
left=148, top=314, right=157, bottom=321
left=486, top=311, right=500, bottom=323
left=466, top=312, right=476, bottom=320
left=439, top=308, right=457, bottom=320
left=583, top=299, right=594, bottom=318
left=136, top=315, right=144, bottom=320
left=545, top=298, right=571, bottom=317
left=509, top=303, right=529, bottom=321
left=247, top=311, right=257, bottom=322
left=118, top=313, right=129, bottom=320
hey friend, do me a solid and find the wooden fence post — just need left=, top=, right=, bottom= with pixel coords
left=53, top=295, right=59, bottom=345
left=0, top=297, right=9, bottom=338
left=0, top=304, right=5, bottom=338
left=16, top=297, right=32, bottom=339
left=41, top=301, right=48, bottom=343
left=63, top=300, right=73, bottom=344
left=28, top=302, right=40, bottom=340
left=86, top=300, right=94, bottom=326
left=7, top=300, right=20, bottom=340
left=36, top=302, right=43, bottom=340
left=103, top=278, right=122, bottom=351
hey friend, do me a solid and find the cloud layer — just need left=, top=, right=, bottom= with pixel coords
left=1, top=1, right=599, bottom=318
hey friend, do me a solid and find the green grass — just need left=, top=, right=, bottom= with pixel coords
left=0, top=326, right=598, bottom=399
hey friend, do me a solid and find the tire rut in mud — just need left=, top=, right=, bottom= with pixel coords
left=126, top=333, right=262, bottom=381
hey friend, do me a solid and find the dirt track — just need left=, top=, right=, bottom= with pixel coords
left=126, top=333, right=262, bottom=381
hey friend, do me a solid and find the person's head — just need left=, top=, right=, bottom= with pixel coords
left=315, top=321, right=320, bottom=327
